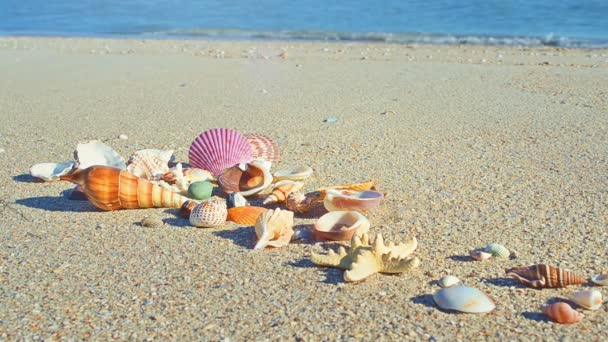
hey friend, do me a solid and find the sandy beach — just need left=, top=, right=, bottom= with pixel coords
left=1, top=36, right=607, bottom=340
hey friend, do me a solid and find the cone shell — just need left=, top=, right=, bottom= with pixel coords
left=433, top=286, right=496, bottom=313
left=273, top=165, right=313, bottom=182
left=126, top=149, right=174, bottom=180
left=323, top=189, right=383, bottom=213
left=188, top=128, right=253, bottom=176
left=189, top=197, right=227, bottom=228
left=313, top=211, right=370, bottom=241
left=317, top=180, right=377, bottom=199
left=568, top=290, right=603, bottom=310
left=227, top=206, right=268, bottom=225
left=543, top=302, right=583, bottom=324
left=75, top=140, right=126, bottom=170
left=506, top=264, right=587, bottom=288
left=254, top=208, right=294, bottom=249
left=59, top=166, right=188, bottom=211
left=483, top=243, right=510, bottom=258
left=246, top=134, right=280, bottom=162
left=591, top=274, right=608, bottom=286
left=218, top=161, right=272, bottom=197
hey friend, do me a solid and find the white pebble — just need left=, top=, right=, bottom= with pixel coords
left=323, top=117, right=338, bottom=123
left=118, top=134, right=128, bottom=140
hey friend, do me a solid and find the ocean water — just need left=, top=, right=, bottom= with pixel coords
left=1, top=0, right=607, bottom=48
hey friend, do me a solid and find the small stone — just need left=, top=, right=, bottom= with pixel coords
left=0, top=148, right=5, bottom=153
left=142, top=217, right=163, bottom=228
left=188, top=181, right=213, bottom=200
left=323, top=117, right=338, bottom=123
left=118, top=134, right=128, bottom=140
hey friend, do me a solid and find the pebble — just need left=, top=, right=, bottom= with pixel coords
left=0, top=148, right=5, bottom=153
left=323, top=117, right=338, bottom=123
left=142, top=217, right=164, bottom=228
left=119, top=134, right=128, bottom=140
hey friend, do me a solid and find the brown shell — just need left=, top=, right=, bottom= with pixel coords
left=505, top=264, right=587, bottom=288
left=543, top=302, right=583, bottom=324
left=218, top=163, right=268, bottom=195
left=227, top=206, right=268, bottom=225
left=60, top=166, right=188, bottom=211
left=317, top=180, right=378, bottom=199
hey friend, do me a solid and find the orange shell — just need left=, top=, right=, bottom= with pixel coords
left=543, top=303, right=583, bottom=324
left=218, top=162, right=271, bottom=196
left=227, top=206, right=268, bottom=225
left=317, top=180, right=377, bottom=199
left=506, top=264, right=587, bottom=288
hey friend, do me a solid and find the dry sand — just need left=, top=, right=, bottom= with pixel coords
left=1, top=37, right=607, bottom=340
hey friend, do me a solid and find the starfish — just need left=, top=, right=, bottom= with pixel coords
left=311, top=233, right=420, bottom=282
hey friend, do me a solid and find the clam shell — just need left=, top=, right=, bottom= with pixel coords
left=218, top=161, right=272, bottom=197
left=189, top=197, right=227, bottom=228
left=569, top=290, right=603, bottom=310
left=246, top=134, right=280, bottom=162
left=75, top=140, right=126, bottom=170
left=433, top=286, right=496, bottom=313
left=318, top=180, right=377, bottom=199
left=29, top=161, right=75, bottom=181
left=543, top=302, right=583, bottom=324
left=469, top=250, right=493, bottom=261
left=273, top=165, right=313, bottom=182
left=483, top=243, right=510, bottom=258
left=126, top=149, right=174, bottom=180
left=591, top=274, right=608, bottom=286
left=188, top=128, right=253, bottom=176
left=313, top=211, right=370, bottom=241
left=323, top=189, right=383, bottom=212
left=438, top=275, right=460, bottom=288
left=227, top=206, right=268, bottom=225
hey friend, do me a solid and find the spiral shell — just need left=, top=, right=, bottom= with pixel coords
left=591, top=274, right=608, bottom=286
left=254, top=208, right=294, bottom=249
left=568, top=290, right=603, bottom=310
left=506, top=264, right=587, bottom=288
left=262, top=180, right=304, bottom=205
left=483, top=243, right=510, bottom=258
left=246, top=134, right=280, bottom=162
left=189, top=197, right=227, bottom=228
left=543, top=302, right=583, bottom=324
left=188, top=128, right=253, bottom=176
left=60, top=166, right=188, bottom=210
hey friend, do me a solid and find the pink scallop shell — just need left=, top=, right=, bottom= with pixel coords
left=246, top=134, right=280, bottom=162
left=189, top=128, right=253, bottom=176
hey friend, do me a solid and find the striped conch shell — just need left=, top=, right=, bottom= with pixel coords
left=189, top=197, right=227, bottom=228
left=542, top=302, right=584, bottom=324
left=505, top=264, right=587, bottom=288
left=262, top=180, right=304, bottom=205
left=254, top=208, right=294, bottom=250
left=60, top=166, right=188, bottom=210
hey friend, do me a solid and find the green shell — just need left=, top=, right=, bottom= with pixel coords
left=188, top=181, right=213, bottom=200
left=484, top=243, right=510, bottom=258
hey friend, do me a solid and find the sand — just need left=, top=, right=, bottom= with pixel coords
left=0, top=36, right=607, bottom=340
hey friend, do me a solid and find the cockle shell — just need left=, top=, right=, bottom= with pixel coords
left=189, top=197, right=227, bottom=228
left=591, top=274, right=608, bottom=286
left=313, top=211, right=370, bottom=241
left=543, top=302, right=583, bottom=324
left=254, top=208, right=294, bottom=249
left=227, top=206, right=268, bottom=225
left=483, top=243, right=510, bottom=258
left=506, top=264, right=587, bottom=288
left=273, top=165, right=313, bottom=182
left=568, top=290, right=603, bottom=310
left=141, top=216, right=164, bottom=228
left=323, top=189, right=384, bottom=212
left=470, top=249, right=493, bottom=261
left=188, top=128, right=253, bottom=176
left=246, top=134, right=280, bottom=162
left=218, top=161, right=273, bottom=197
left=262, top=180, right=305, bottom=205
left=286, top=191, right=322, bottom=214
left=438, top=275, right=461, bottom=288
left=433, top=286, right=496, bottom=313
left=60, top=166, right=188, bottom=210
left=75, top=140, right=126, bottom=170
left=29, top=161, right=75, bottom=181
left=317, top=180, right=377, bottom=199
left=126, top=149, right=175, bottom=180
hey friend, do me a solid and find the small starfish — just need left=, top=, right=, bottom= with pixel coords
left=311, top=233, right=420, bottom=282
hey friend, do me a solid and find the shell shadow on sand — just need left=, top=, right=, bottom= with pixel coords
left=410, top=294, right=436, bottom=309
left=212, top=226, right=257, bottom=249
left=447, top=255, right=476, bottom=263
left=12, top=174, right=38, bottom=183
left=483, top=277, right=529, bottom=289
left=15, top=196, right=99, bottom=212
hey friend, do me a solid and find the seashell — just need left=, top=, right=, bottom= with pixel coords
left=226, top=192, right=249, bottom=208
left=433, top=286, right=496, bottom=313
left=273, top=165, right=313, bottom=182
left=218, top=161, right=273, bottom=197
left=227, top=206, right=268, bottom=225
left=187, top=181, right=213, bottom=200
left=254, top=208, right=294, bottom=249
left=568, top=290, right=603, bottom=310
left=323, top=189, right=383, bottom=212
left=313, top=211, right=370, bottom=241
left=262, top=180, right=305, bottom=205
left=179, top=200, right=198, bottom=218
left=286, top=191, right=323, bottom=214
left=189, top=197, right=227, bottom=228
left=438, top=275, right=460, bottom=288
left=60, top=166, right=188, bottom=211
left=317, top=180, right=377, bottom=199
left=543, top=302, right=583, bottom=324
left=75, top=140, right=126, bottom=170
left=591, top=274, right=608, bottom=286
left=29, top=161, right=75, bottom=181
left=483, top=243, right=510, bottom=258
left=161, top=167, right=214, bottom=185
left=470, top=249, right=493, bottom=261
left=246, top=134, right=280, bottom=162
left=188, top=128, right=253, bottom=176
left=141, top=216, right=164, bottom=228
left=506, top=264, right=587, bottom=288
left=126, top=149, right=174, bottom=180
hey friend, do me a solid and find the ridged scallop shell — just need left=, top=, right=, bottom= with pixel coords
left=75, top=140, right=126, bottom=170
left=126, top=149, right=175, bottom=180
left=218, top=161, right=273, bottom=197
left=313, top=211, right=370, bottom=241
left=438, top=275, right=460, bottom=288
left=317, top=180, right=377, bottom=199
left=273, top=165, right=313, bottom=182
left=29, top=161, right=75, bottom=181
left=227, top=206, right=268, bottom=225
left=262, top=180, right=305, bottom=205
left=188, top=128, right=253, bottom=176
left=591, top=274, right=608, bottom=286
left=246, top=134, right=280, bottom=162
left=470, top=249, right=493, bottom=261
left=506, top=264, right=587, bottom=288
left=568, top=290, right=603, bottom=310
left=254, top=208, right=294, bottom=249
left=189, top=197, right=227, bottom=228
left=433, top=286, right=496, bottom=313
left=323, top=189, right=383, bottom=212
left=543, top=302, right=583, bottom=324
left=483, top=243, right=510, bottom=258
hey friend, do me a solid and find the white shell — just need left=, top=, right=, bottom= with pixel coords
left=483, top=243, right=510, bottom=258
left=75, top=140, right=126, bottom=169
left=469, top=249, right=492, bottom=261
left=438, top=275, right=461, bottom=288
left=433, top=286, right=496, bottom=313
left=273, top=165, right=313, bottom=182
left=126, top=149, right=174, bottom=180
left=591, top=274, right=608, bottom=286
left=29, top=161, right=75, bottom=181
left=569, top=290, right=603, bottom=310
left=189, top=197, right=227, bottom=228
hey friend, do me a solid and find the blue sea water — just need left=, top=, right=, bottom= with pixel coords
left=1, top=1, right=607, bottom=47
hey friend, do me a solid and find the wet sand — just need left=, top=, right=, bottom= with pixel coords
left=0, top=37, right=607, bottom=340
